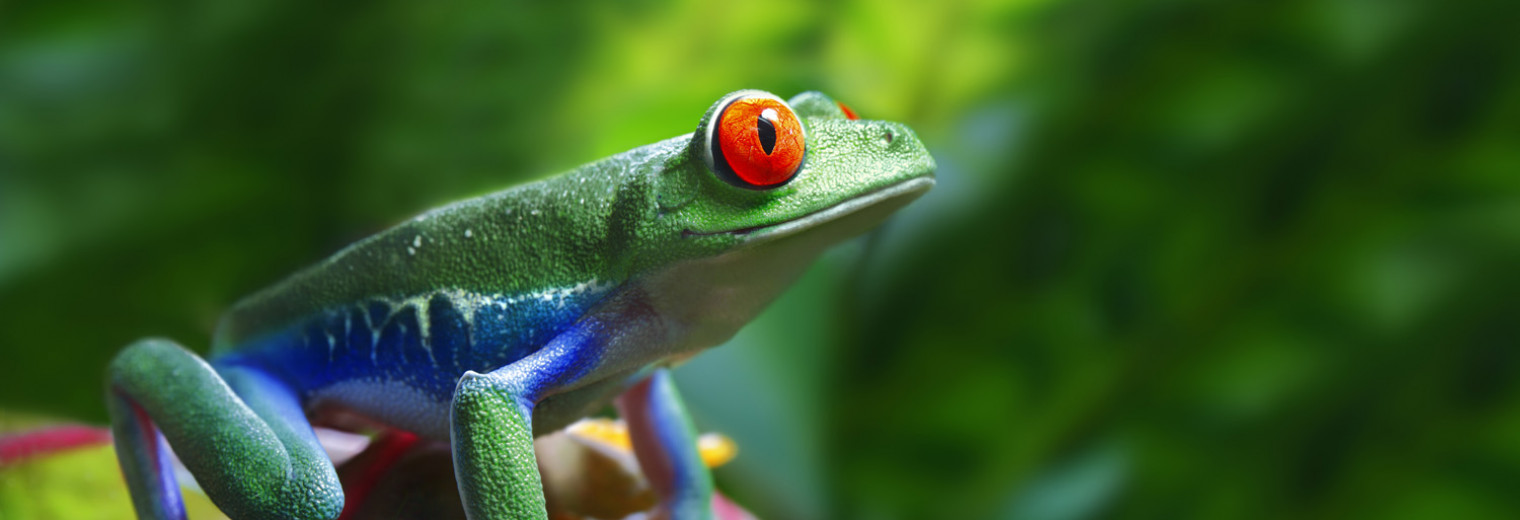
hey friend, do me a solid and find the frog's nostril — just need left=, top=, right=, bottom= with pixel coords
left=882, top=130, right=894, bottom=146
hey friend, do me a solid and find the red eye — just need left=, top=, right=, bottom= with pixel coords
left=711, top=96, right=805, bottom=189
left=837, top=101, right=860, bottom=120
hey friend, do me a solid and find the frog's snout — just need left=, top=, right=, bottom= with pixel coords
left=875, top=121, right=934, bottom=177
left=877, top=121, right=920, bottom=152
left=808, top=116, right=935, bottom=182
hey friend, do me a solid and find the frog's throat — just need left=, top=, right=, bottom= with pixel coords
left=681, top=177, right=935, bottom=240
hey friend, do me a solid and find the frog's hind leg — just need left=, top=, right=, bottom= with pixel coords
left=616, top=368, right=716, bottom=520
left=106, top=338, right=343, bottom=520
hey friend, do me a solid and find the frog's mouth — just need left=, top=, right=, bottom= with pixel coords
left=682, top=177, right=934, bottom=240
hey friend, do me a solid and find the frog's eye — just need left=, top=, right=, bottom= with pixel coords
left=708, top=94, right=805, bottom=189
left=837, top=101, right=860, bottom=120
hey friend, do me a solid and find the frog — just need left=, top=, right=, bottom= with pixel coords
left=106, top=89, right=936, bottom=520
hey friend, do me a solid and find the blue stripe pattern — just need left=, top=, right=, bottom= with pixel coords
left=226, top=283, right=615, bottom=402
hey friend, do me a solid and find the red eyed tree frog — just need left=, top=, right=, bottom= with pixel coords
left=106, top=90, right=935, bottom=519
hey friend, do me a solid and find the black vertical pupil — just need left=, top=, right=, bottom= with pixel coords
left=756, top=116, right=777, bottom=155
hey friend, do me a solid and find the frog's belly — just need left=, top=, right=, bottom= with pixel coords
left=305, top=366, right=647, bottom=441
left=309, top=378, right=456, bottom=439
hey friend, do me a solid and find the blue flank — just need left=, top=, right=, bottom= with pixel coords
left=217, top=284, right=616, bottom=403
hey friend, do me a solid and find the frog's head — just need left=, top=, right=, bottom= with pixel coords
left=667, top=89, right=935, bottom=243
left=631, top=90, right=934, bottom=345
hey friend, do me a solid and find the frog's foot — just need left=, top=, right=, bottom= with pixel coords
left=107, top=338, right=343, bottom=520
left=617, top=368, right=717, bottom=520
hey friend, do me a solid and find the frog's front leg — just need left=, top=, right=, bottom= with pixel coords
left=106, top=338, right=343, bottom=520
left=617, top=368, right=716, bottom=520
left=450, top=292, right=672, bottom=520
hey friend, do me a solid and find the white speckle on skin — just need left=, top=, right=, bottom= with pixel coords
left=413, top=235, right=422, bottom=248
left=531, top=209, right=541, bottom=216
left=407, top=247, right=416, bottom=256
left=465, top=229, right=473, bottom=238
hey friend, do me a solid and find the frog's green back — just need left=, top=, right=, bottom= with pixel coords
left=212, top=138, right=682, bottom=351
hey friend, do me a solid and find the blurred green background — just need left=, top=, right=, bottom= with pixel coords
left=3, top=0, right=1520, bottom=518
